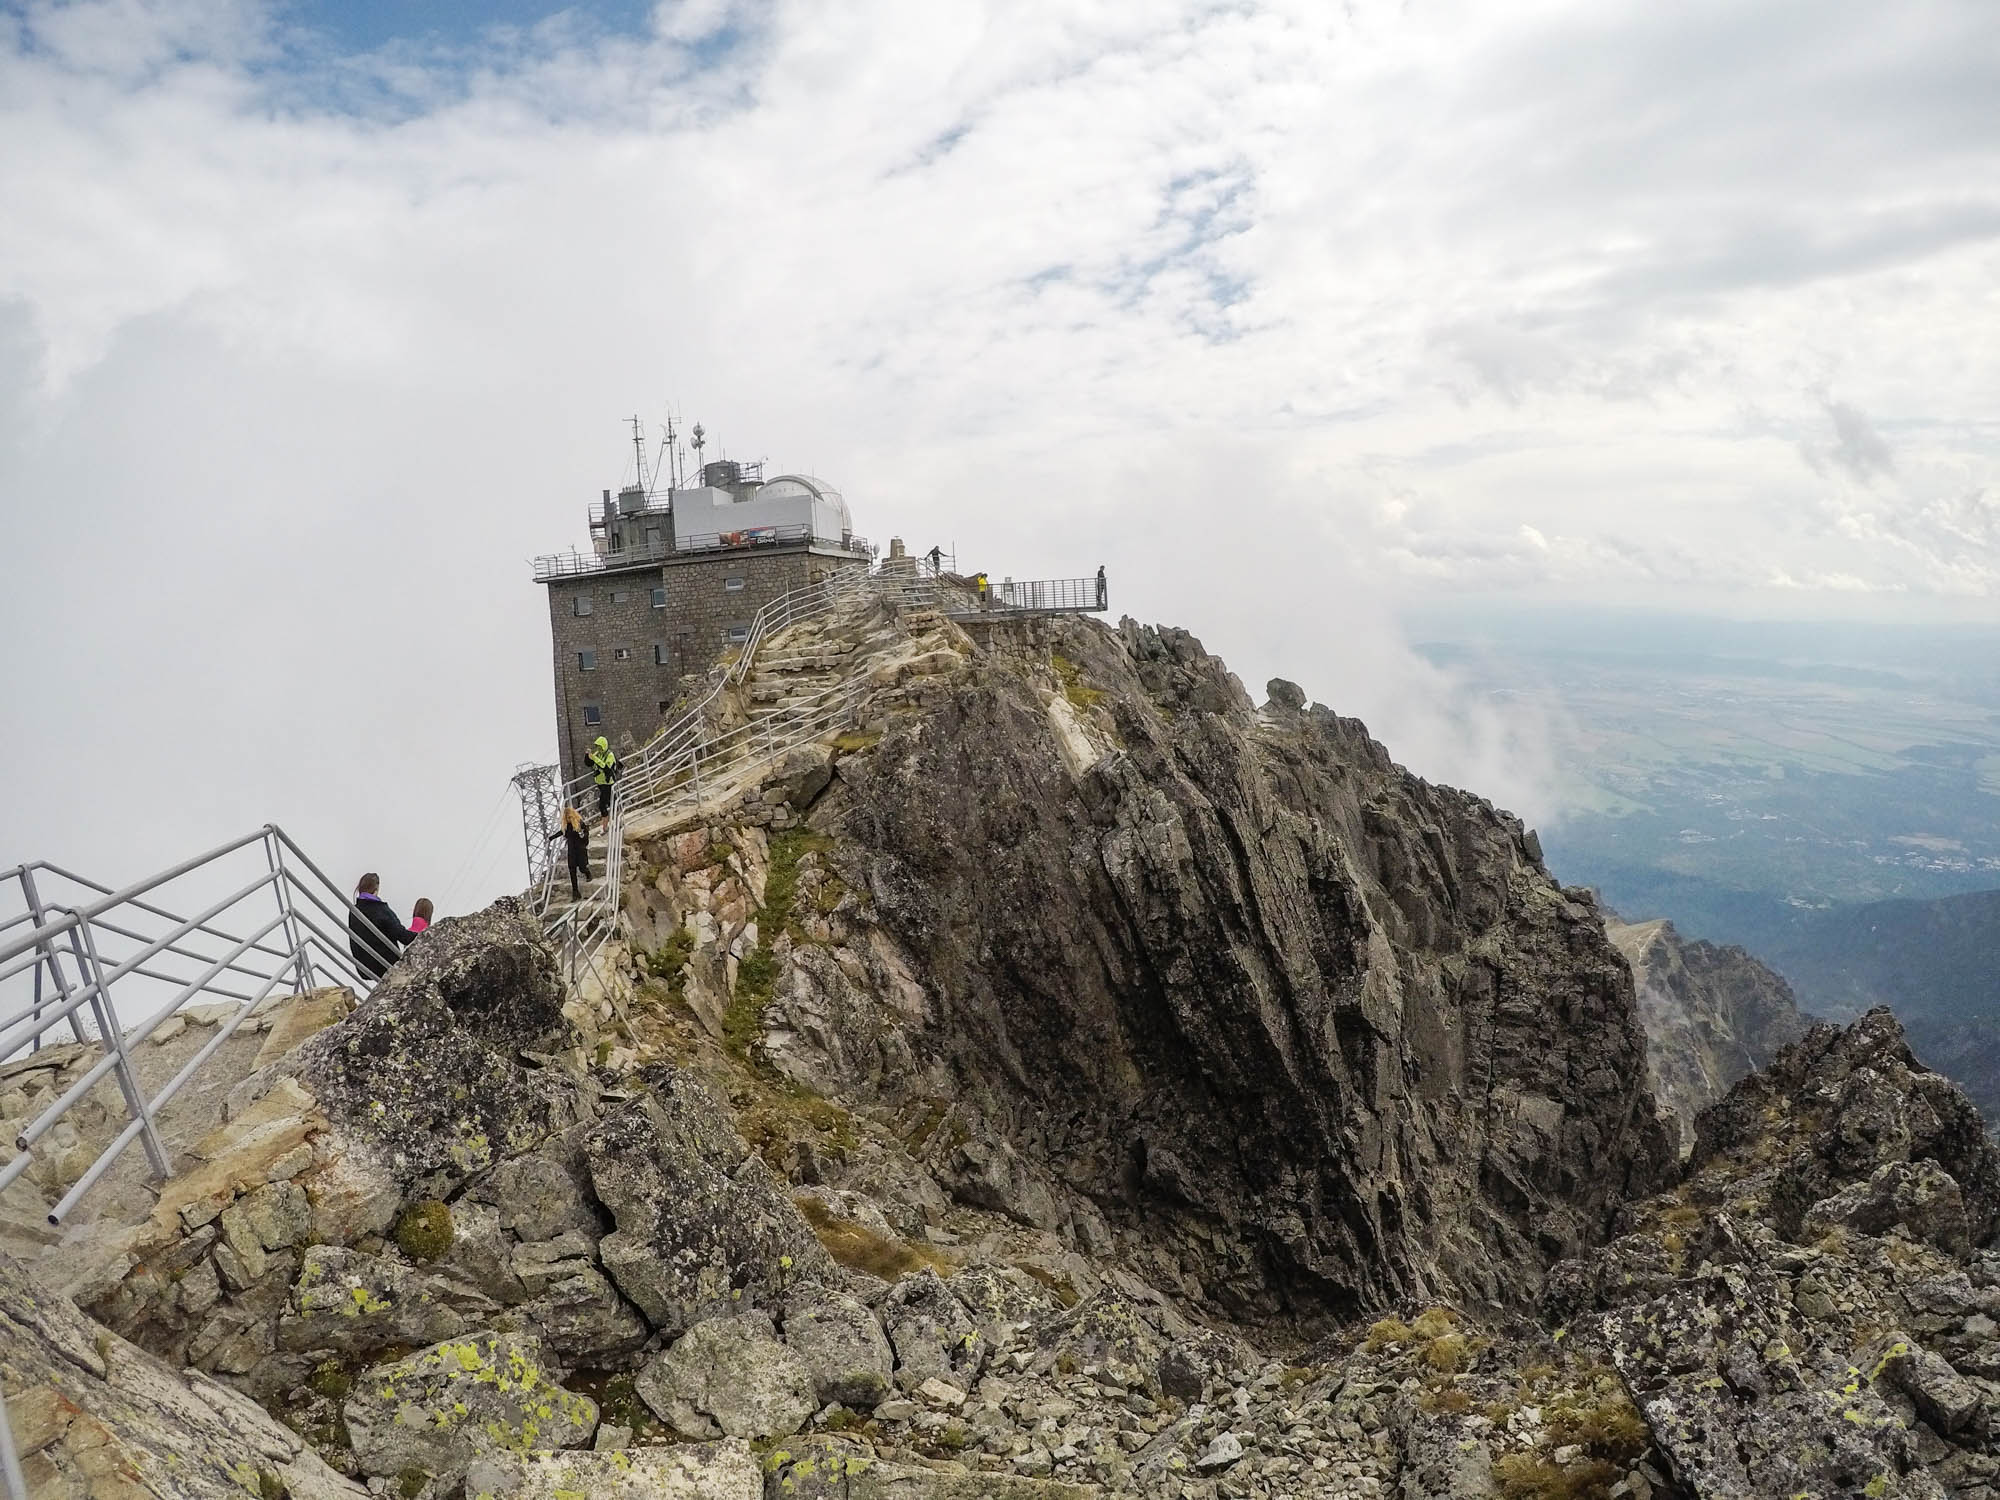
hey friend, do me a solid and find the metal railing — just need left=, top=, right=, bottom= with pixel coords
left=533, top=530, right=874, bottom=582
left=532, top=538, right=673, bottom=581
left=0, top=827, right=396, bottom=1228
left=535, top=567, right=905, bottom=982
left=953, top=575, right=1109, bottom=616
left=524, top=562, right=1105, bottom=990
left=674, top=524, right=872, bottom=558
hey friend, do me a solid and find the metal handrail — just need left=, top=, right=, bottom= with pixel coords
left=538, top=567, right=893, bottom=982
left=0, top=826, right=405, bottom=1232
left=532, top=539, right=672, bottom=581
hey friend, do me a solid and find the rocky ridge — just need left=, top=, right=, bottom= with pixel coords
left=7, top=592, right=2000, bottom=1499
left=1607, top=915, right=1812, bottom=1155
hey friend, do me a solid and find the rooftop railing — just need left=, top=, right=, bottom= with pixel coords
left=532, top=539, right=672, bottom=581
left=532, top=528, right=872, bottom=582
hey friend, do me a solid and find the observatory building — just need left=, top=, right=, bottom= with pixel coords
left=533, top=432, right=872, bottom=787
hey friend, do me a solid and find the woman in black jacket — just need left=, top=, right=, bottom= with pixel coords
left=347, top=872, right=419, bottom=981
left=548, top=806, right=591, bottom=902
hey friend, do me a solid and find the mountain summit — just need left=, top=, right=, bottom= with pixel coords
left=6, top=592, right=1997, bottom=1500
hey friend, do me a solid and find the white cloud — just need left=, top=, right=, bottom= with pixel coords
left=1, top=0, right=1998, bottom=898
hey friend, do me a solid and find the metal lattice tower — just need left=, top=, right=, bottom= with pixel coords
left=511, top=763, right=562, bottom=889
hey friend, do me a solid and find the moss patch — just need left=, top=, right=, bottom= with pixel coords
left=1493, top=1452, right=1620, bottom=1500
left=394, top=1200, right=453, bottom=1263
left=1017, top=1262, right=1083, bottom=1308
left=1050, top=653, right=1105, bottom=711
left=307, top=1360, right=353, bottom=1402
left=795, top=1195, right=956, bottom=1280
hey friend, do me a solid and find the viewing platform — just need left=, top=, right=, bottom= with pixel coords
left=938, top=574, right=1109, bottom=620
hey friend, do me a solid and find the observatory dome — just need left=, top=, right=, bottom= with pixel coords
left=755, top=474, right=851, bottom=532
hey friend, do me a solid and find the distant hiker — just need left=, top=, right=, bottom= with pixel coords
left=549, top=805, right=591, bottom=901
left=926, top=544, right=944, bottom=573
left=1095, top=564, right=1107, bottom=610
left=409, top=898, right=434, bottom=935
left=588, top=736, right=620, bottom=826
left=348, top=873, right=419, bottom=982
left=974, top=572, right=989, bottom=607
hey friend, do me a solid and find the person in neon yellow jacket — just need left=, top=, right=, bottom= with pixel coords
left=588, top=737, right=620, bottom=828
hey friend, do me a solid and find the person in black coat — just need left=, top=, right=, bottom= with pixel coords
left=547, top=806, right=591, bottom=901
left=348, top=872, right=420, bottom=981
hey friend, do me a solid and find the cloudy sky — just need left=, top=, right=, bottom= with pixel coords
left=2, top=0, right=1997, bottom=910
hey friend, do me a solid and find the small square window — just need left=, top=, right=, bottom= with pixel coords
left=651, top=587, right=667, bottom=608
left=613, top=646, right=632, bottom=662
left=572, top=595, right=593, bottom=617
left=658, top=699, right=673, bottom=715
left=610, top=590, right=628, bottom=604
left=578, top=650, right=597, bottom=671
left=653, top=643, right=669, bottom=666
left=583, top=704, right=603, bottom=726
left=724, top=577, right=745, bottom=592
left=727, top=625, right=750, bottom=643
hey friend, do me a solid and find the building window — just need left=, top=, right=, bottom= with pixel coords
left=572, top=595, right=593, bottom=617
left=659, top=699, right=673, bottom=715
left=578, top=650, right=597, bottom=671
left=613, top=646, right=632, bottom=662
left=583, top=704, right=603, bottom=726
left=727, top=625, right=750, bottom=643
left=653, top=643, right=669, bottom=666
left=725, top=576, right=745, bottom=592
left=610, top=590, right=628, bottom=604
left=651, top=586, right=667, bottom=608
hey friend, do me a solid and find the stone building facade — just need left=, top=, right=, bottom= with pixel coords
left=536, top=464, right=869, bottom=788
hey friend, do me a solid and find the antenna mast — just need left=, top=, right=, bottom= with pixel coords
left=665, top=415, right=680, bottom=490
left=629, top=415, right=650, bottom=496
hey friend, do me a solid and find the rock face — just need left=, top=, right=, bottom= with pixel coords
left=1607, top=915, right=1811, bottom=1154
left=0, top=1252, right=363, bottom=1499
left=50, top=592, right=2000, bottom=1499
left=1547, top=1008, right=2000, bottom=1500
left=341, top=1331, right=598, bottom=1487
left=285, top=900, right=588, bottom=1201
left=739, top=616, right=1671, bottom=1324
left=586, top=1067, right=841, bottom=1335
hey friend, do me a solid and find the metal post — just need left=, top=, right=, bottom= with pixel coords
left=67, top=912, right=172, bottom=1179
left=1, top=1384, right=29, bottom=1500
left=19, top=867, right=90, bottom=1050
left=265, top=832, right=311, bottom=994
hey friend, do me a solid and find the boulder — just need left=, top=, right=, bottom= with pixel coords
left=519, top=1262, right=650, bottom=1367
left=766, top=1437, right=1098, bottom=1498
left=471, top=1147, right=601, bottom=1244
left=881, top=1267, right=985, bottom=1392
left=0, top=1254, right=364, bottom=1500
left=1264, top=678, right=1307, bottom=711
left=634, top=1315, right=817, bottom=1441
left=276, top=1244, right=477, bottom=1356
left=1803, top=1160, right=1971, bottom=1257
left=1877, top=1335, right=1985, bottom=1436
left=284, top=902, right=588, bottom=1206
left=341, top=1332, right=597, bottom=1487
left=1598, top=1263, right=1941, bottom=1499
left=784, top=1286, right=895, bottom=1410
left=587, top=1068, right=838, bottom=1335
left=465, top=1441, right=762, bottom=1499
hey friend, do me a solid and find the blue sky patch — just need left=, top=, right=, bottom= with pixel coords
left=280, top=0, right=656, bottom=55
